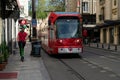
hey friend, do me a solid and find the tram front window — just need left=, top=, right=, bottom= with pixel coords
left=56, top=19, right=80, bottom=39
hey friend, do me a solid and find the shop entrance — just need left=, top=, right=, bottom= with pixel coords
left=119, top=27, right=120, bottom=44
left=103, top=29, right=106, bottom=43
left=109, top=28, right=114, bottom=44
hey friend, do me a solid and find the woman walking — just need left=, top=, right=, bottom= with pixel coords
left=17, top=25, right=28, bottom=62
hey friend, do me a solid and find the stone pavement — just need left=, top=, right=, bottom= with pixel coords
left=85, top=43, right=120, bottom=53
left=0, top=42, right=51, bottom=80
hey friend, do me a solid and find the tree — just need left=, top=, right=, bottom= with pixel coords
left=36, top=0, right=48, bottom=19
left=29, top=0, right=65, bottom=19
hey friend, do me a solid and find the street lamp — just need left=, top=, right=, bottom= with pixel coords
left=32, top=0, right=37, bottom=38
left=81, top=0, right=83, bottom=31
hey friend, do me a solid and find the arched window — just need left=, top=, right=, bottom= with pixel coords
left=114, top=0, right=116, bottom=6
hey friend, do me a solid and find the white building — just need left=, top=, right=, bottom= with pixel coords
left=18, top=0, right=29, bottom=18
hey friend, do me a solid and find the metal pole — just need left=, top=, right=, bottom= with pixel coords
left=81, top=0, right=84, bottom=43
left=81, top=0, right=83, bottom=16
left=115, top=45, right=117, bottom=51
left=92, top=0, right=93, bottom=24
left=32, top=0, right=37, bottom=38
left=92, top=0, right=93, bottom=14
left=80, top=0, right=83, bottom=27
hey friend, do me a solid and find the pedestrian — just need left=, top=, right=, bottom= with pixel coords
left=17, top=25, right=28, bottom=62
left=83, top=29, right=88, bottom=44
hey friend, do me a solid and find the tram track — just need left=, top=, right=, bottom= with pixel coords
left=82, top=50, right=120, bottom=78
left=41, top=49, right=120, bottom=80
left=58, top=54, right=120, bottom=79
left=41, top=49, right=87, bottom=80
left=82, top=58, right=120, bottom=79
left=84, top=49, right=120, bottom=62
left=84, top=47, right=120, bottom=58
left=59, top=59, right=86, bottom=80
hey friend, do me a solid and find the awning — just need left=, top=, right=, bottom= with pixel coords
left=96, top=23, right=109, bottom=28
left=2, top=0, right=20, bottom=19
left=3, top=0, right=20, bottom=11
left=104, top=20, right=120, bottom=26
left=96, top=20, right=120, bottom=28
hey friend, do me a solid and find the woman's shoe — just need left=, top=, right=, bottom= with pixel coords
left=21, top=56, right=24, bottom=62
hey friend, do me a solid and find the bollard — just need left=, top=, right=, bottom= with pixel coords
left=115, top=45, right=117, bottom=51
left=88, top=43, right=90, bottom=47
left=97, top=43, right=99, bottom=48
left=108, top=44, right=110, bottom=49
left=102, top=44, right=104, bottom=48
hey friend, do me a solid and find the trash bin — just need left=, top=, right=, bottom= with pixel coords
left=31, top=40, right=41, bottom=57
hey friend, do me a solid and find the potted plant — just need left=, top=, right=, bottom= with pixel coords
left=1, top=42, right=9, bottom=62
left=0, top=42, right=9, bottom=71
left=0, top=54, right=6, bottom=71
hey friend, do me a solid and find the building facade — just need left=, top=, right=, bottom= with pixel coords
left=79, top=0, right=97, bottom=42
left=65, top=0, right=77, bottom=12
left=0, top=1, right=2, bottom=44
left=0, top=0, right=20, bottom=54
left=65, top=0, right=97, bottom=26
left=77, top=0, right=96, bottom=27
left=65, top=0, right=97, bottom=42
left=19, top=0, right=29, bottom=18
left=96, top=0, right=120, bottom=45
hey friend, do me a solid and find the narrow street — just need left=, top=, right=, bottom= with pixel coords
left=1, top=0, right=120, bottom=80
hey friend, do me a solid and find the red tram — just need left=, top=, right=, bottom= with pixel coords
left=40, top=12, right=83, bottom=54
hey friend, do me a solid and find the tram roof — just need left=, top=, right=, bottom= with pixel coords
left=54, top=12, right=80, bottom=15
left=48, top=12, right=82, bottom=23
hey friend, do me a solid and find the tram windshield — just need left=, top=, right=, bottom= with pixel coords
left=56, top=19, right=81, bottom=39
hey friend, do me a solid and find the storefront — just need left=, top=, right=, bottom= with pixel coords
left=98, top=20, right=120, bottom=45
left=0, top=1, right=1, bottom=44
left=0, top=0, right=20, bottom=53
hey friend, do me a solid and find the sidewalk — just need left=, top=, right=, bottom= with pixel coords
left=85, top=43, right=120, bottom=52
left=0, top=42, right=50, bottom=80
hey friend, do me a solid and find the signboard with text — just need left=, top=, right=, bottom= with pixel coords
left=32, top=19, right=37, bottom=27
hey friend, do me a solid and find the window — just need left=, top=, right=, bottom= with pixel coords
left=99, top=0, right=105, bottom=5
left=49, top=25, right=54, bottom=39
left=20, top=6, right=24, bottom=14
left=99, top=0, right=105, bottom=2
left=82, top=2, right=89, bottom=12
left=99, top=7, right=105, bottom=21
left=114, top=0, right=116, bottom=6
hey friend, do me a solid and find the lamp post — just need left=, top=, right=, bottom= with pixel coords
left=32, top=0, right=37, bottom=38
left=81, top=0, right=83, bottom=16
left=81, top=0, right=83, bottom=31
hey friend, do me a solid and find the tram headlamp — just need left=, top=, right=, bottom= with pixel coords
left=76, top=39, right=80, bottom=43
left=59, top=40, right=63, bottom=43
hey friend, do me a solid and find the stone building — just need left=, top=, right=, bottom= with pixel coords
left=96, top=0, right=120, bottom=45
left=65, top=0, right=77, bottom=12
left=65, top=0, right=97, bottom=42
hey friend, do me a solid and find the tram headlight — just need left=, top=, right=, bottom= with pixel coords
left=59, top=40, right=63, bottom=43
left=76, top=39, right=80, bottom=43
